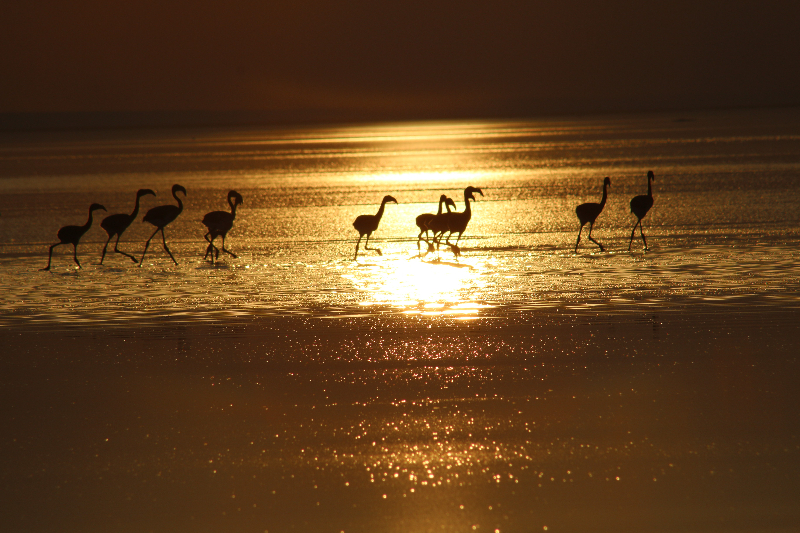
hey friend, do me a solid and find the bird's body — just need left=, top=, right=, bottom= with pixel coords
left=42, top=203, right=106, bottom=270
left=629, top=171, right=655, bottom=250
left=415, top=195, right=449, bottom=254
left=353, top=195, right=397, bottom=259
left=427, top=197, right=457, bottom=244
left=100, top=188, right=156, bottom=264
left=575, top=177, right=611, bottom=252
left=140, top=184, right=186, bottom=265
left=202, top=190, right=243, bottom=262
left=441, top=186, right=484, bottom=255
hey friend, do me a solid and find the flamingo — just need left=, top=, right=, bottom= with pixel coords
left=628, top=171, right=655, bottom=251
left=352, top=195, right=397, bottom=259
left=575, top=177, right=610, bottom=253
left=427, top=196, right=457, bottom=253
left=202, top=190, right=243, bottom=262
left=415, top=195, right=448, bottom=254
left=100, top=188, right=156, bottom=264
left=441, top=186, right=484, bottom=256
left=140, top=184, right=186, bottom=266
left=42, top=203, right=106, bottom=270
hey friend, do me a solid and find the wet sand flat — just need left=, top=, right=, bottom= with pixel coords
left=2, top=303, right=799, bottom=533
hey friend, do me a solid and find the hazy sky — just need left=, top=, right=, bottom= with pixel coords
left=2, top=1, right=799, bottom=123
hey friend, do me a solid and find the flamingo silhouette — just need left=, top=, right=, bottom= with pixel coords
left=628, top=171, right=655, bottom=251
left=427, top=196, right=457, bottom=254
left=441, top=186, right=484, bottom=256
left=42, top=203, right=106, bottom=271
left=100, top=188, right=156, bottom=264
left=352, top=195, right=397, bottom=259
left=202, top=190, right=243, bottom=262
left=574, top=177, right=611, bottom=253
left=415, top=195, right=448, bottom=254
left=140, top=184, right=186, bottom=266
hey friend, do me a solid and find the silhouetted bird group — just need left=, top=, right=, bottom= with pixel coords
left=38, top=170, right=656, bottom=269
left=42, top=185, right=244, bottom=270
left=574, top=170, right=655, bottom=252
left=354, top=186, right=484, bottom=259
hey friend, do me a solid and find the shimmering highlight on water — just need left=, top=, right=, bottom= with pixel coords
left=1, top=109, right=800, bottom=532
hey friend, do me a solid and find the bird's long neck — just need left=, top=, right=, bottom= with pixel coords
left=82, top=208, right=96, bottom=233
left=173, top=191, right=184, bottom=212
left=599, top=183, right=608, bottom=208
left=462, top=190, right=473, bottom=218
left=436, top=197, right=445, bottom=215
left=375, top=200, right=387, bottom=221
left=647, top=177, right=653, bottom=198
left=229, top=197, right=238, bottom=219
left=130, top=195, right=143, bottom=220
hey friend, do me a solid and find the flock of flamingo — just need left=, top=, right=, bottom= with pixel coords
left=39, top=171, right=654, bottom=269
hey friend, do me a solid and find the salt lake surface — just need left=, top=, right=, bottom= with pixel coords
left=1, top=108, right=799, bottom=532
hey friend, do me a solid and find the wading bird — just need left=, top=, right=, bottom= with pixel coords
left=441, top=186, right=484, bottom=256
left=575, top=177, right=611, bottom=253
left=202, top=190, right=243, bottom=262
left=352, top=195, right=397, bottom=259
left=42, top=203, right=106, bottom=270
left=428, top=196, right=457, bottom=250
left=628, top=170, right=655, bottom=251
left=140, top=184, right=186, bottom=266
left=415, top=195, right=449, bottom=254
left=100, top=188, right=156, bottom=264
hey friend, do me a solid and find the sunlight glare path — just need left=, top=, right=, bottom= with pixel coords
left=343, top=257, right=493, bottom=317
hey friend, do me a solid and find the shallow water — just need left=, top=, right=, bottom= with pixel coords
left=1, top=109, right=800, bottom=532
left=1, top=108, right=800, bottom=325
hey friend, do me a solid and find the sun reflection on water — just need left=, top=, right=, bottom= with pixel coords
left=343, top=257, right=494, bottom=317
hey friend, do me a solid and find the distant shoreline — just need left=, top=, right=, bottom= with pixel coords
left=3, top=105, right=798, bottom=134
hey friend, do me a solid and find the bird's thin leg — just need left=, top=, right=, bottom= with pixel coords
left=364, top=233, right=382, bottom=256
left=587, top=222, right=604, bottom=252
left=140, top=228, right=160, bottom=266
left=203, top=232, right=219, bottom=260
left=114, top=235, right=138, bottom=263
left=418, top=229, right=433, bottom=256
left=204, top=234, right=215, bottom=261
left=354, top=235, right=362, bottom=260
left=575, top=224, right=584, bottom=252
left=639, top=223, right=648, bottom=250
left=221, top=236, right=237, bottom=258
left=628, top=220, right=640, bottom=251
left=422, top=229, right=435, bottom=252
left=444, top=230, right=455, bottom=247
left=72, top=243, right=82, bottom=268
left=450, top=232, right=463, bottom=256
left=41, top=243, right=60, bottom=271
left=160, top=228, right=178, bottom=265
left=100, top=236, right=112, bottom=264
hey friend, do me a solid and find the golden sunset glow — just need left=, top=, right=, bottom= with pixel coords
left=342, top=257, right=492, bottom=317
